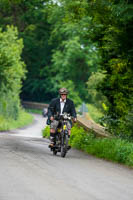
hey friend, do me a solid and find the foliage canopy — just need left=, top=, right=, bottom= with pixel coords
left=0, top=0, right=132, bottom=136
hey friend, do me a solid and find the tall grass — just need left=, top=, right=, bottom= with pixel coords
left=86, top=104, right=103, bottom=123
left=70, top=125, right=133, bottom=166
left=0, top=109, right=33, bottom=131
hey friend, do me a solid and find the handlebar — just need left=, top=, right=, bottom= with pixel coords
left=54, top=113, right=72, bottom=121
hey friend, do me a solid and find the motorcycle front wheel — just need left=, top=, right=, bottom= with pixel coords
left=61, top=134, right=68, bottom=158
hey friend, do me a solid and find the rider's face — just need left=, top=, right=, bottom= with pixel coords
left=61, top=94, right=67, bottom=101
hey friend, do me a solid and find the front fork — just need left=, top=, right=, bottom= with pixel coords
left=61, top=123, right=69, bottom=147
left=56, top=123, right=69, bottom=147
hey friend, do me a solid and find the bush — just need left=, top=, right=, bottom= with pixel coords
left=86, top=104, right=104, bottom=123
left=0, top=115, right=10, bottom=130
left=70, top=124, right=133, bottom=166
left=42, top=126, right=50, bottom=138
left=0, top=26, right=26, bottom=121
left=101, top=108, right=133, bottom=139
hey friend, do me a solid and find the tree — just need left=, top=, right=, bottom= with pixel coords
left=0, top=26, right=26, bottom=119
left=0, top=0, right=132, bottom=137
left=0, top=0, right=53, bottom=102
left=89, top=0, right=133, bottom=137
left=45, top=0, right=101, bottom=104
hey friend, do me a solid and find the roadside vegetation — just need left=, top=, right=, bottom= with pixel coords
left=0, top=109, right=33, bottom=131
left=42, top=126, right=50, bottom=139
left=42, top=124, right=133, bottom=167
left=86, top=104, right=104, bottom=124
left=0, top=26, right=28, bottom=131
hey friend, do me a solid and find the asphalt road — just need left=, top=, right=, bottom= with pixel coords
left=0, top=114, right=133, bottom=200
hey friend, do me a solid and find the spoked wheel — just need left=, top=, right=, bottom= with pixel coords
left=61, top=135, right=68, bottom=158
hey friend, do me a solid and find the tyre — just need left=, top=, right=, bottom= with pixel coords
left=61, top=135, right=68, bottom=158
left=61, top=146, right=66, bottom=157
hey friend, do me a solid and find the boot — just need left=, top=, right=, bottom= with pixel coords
left=49, top=133, right=56, bottom=148
left=49, top=137, right=54, bottom=148
left=67, top=135, right=71, bottom=150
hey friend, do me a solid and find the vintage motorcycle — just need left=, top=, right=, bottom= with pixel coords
left=49, top=113, right=72, bottom=158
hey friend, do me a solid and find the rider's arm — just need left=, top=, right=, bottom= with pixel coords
left=47, top=99, right=56, bottom=119
left=70, top=101, right=77, bottom=119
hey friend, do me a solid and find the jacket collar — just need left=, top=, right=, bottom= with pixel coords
left=60, top=98, right=66, bottom=103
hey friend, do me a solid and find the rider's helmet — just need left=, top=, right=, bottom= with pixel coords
left=59, top=88, right=68, bottom=95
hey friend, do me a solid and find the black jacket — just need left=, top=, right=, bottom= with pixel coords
left=47, top=98, right=77, bottom=119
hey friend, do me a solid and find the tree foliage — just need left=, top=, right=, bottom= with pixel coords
left=0, top=26, right=26, bottom=119
left=0, top=0, right=132, bottom=136
left=94, top=0, right=133, bottom=137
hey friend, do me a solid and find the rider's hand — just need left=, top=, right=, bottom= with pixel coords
left=50, top=116, right=54, bottom=121
left=74, top=118, right=77, bottom=123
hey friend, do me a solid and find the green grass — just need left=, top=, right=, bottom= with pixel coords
left=70, top=124, right=133, bottom=167
left=42, top=126, right=50, bottom=138
left=86, top=104, right=103, bottom=123
left=0, top=109, right=33, bottom=131
left=42, top=124, right=133, bottom=167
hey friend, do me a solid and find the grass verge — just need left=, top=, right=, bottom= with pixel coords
left=0, top=109, right=33, bottom=131
left=86, top=104, right=104, bottom=123
left=42, top=125, right=50, bottom=138
left=42, top=124, right=133, bottom=167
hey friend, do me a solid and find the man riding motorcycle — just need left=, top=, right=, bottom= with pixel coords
left=47, top=88, right=77, bottom=147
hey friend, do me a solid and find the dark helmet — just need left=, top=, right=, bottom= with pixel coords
left=59, top=88, right=68, bottom=95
